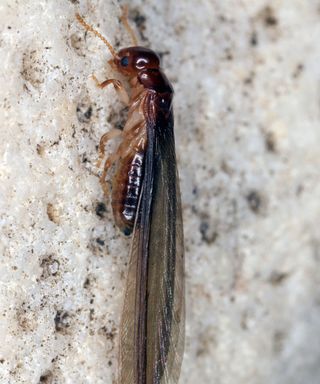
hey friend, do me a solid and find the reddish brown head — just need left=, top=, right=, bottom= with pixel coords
left=75, top=14, right=161, bottom=79
left=112, top=47, right=160, bottom=77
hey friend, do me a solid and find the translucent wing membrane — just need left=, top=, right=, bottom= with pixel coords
left=118, top=96, right=185, bottom=384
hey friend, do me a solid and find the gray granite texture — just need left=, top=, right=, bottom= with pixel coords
left=0, top=0, right=320, bottom=383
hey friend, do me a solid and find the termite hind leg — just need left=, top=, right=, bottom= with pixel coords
left=96, top=129, right=122, bottom=169
left=120, top=5, right=138, bottom=46
left=91, top=75, right=129, bottom=105
left=99, top=152, right=120, bottom=196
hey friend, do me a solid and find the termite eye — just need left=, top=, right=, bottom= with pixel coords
left=120, top=56, right=129, bottom=67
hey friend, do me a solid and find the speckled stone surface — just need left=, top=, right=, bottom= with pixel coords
left=1, top=0, right=320, bottom=383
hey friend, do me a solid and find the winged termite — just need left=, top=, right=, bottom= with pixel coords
left=76, top=9, right=185, bottom=383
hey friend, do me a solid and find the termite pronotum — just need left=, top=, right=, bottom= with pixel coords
left=76, top=9, right=185, bottom=384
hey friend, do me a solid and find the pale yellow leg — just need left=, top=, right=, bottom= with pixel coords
left=99, top=151, right=121, bottom=196
left=96, top=129, right=122, bottom=168
left=120, top=127, right=146, bottom=159
left=91, top=75, right=129, bottom=105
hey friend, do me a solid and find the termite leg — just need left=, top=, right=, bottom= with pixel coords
left=100, top=151, right=121, bottom=196
left=120, top=5, right=138, bottom=46
left=99, top=125, right=145, bottom=195
left=91, top=75, right=130, bottom=105
left=121, top=130, right=146, bottom=159
left=96, top=129, right=122, bottom=168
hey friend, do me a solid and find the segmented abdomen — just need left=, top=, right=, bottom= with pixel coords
left=112, top=151, right=144, bottom=235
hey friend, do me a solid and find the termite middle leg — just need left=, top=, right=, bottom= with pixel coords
left=92, top=75, right=129, bottom=105
left=119, top=123, right=146, bottom=158
left=99, top=123, right=145, bottom=195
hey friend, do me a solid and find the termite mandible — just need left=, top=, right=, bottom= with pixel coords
left=76, top=8, right=185, bottom=384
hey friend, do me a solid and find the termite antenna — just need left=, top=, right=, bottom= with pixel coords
left=120, top=5, right=138, bottom=46
left=75, top=13, right=118, bottom=58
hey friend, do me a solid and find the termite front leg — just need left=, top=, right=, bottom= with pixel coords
left=91, top=75, right=129, bottom=105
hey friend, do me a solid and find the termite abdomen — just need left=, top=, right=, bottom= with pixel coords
left=112, top=152, right=144, bottom=236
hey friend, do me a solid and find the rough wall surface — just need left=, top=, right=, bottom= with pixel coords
left=0, top=0, right=319, bottom=383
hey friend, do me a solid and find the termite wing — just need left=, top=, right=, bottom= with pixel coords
left=119, top=93, right=185, bottom=384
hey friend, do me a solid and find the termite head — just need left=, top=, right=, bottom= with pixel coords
left=112, top=47, right=161, bottom=77
left=76, top=14, right=160, bottom=78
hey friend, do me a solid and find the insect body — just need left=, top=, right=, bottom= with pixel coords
left=76, top=11, right=184, bottom=384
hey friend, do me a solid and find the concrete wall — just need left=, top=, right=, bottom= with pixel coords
left=0, top=1, right=319, bottom=383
